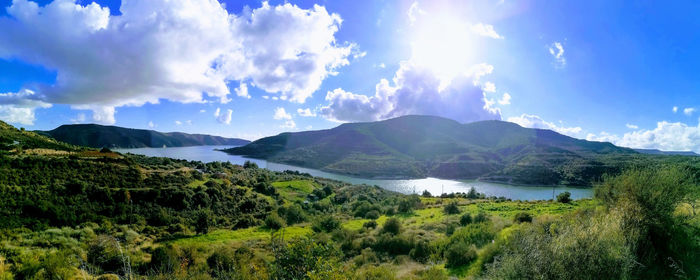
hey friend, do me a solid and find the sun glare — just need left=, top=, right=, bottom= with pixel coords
left=410, top=15, right=476, bottom=86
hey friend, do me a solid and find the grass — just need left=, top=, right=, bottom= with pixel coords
left=170, top=225, right=312, bottom=246
left=272, top=180, right=317, bottom=201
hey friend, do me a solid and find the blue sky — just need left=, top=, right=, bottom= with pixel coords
left=1, top=0, right=699, bottom=151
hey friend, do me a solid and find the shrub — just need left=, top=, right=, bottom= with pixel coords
left=381, top=217, right=402, bottom=235
left=281, top=205, right=307, bottom=225
left=398, top=195, right=421, bottom=214
left=422, top=190, right=432, bottom=197
left=194, top=210, right=211, bottom=234
left=443, top=201, right=460, bottom=215
left=365, top=210, right=380, bottom=219
left=265, top=213, right=285, bottom=230
left=363, top=220, right=378, bottom=229
left=312, top=216, right=341, bottom=233
left=410, top=240, right=431, bottom=263
left=459, top=213, right=472, bottom=226
left=556, top=191, right=571, bottom=203
left=513, top=212, right=533, bottom=223
left=445, top=242, right=477, bottom=268
left=473, top=212, right=488, bottom=223
left=449, top=223, right=495, bottom=248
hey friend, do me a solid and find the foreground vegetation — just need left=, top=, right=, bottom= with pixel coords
left=0, top=121, right=698, bottom=279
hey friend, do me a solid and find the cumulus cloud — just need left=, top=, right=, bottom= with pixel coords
left=470, top=23, right=503, bottom=39
left=673, top=106, right=678, bottom=113
left=175, top=120, right=182, bottom=126
left=549, top=42, right=566, bottom=67
left=498, top=93, right=511, bottom=105
left=683, top=107, right=695, bottom=116
left=587, top=121, right=700, bottom=152
left=214, top=107, right=232, bottom=125
left=297, top=108, right=316, bottom=117
left=234, top=82, right=250, bottom=99
left=0, top=0, right=354, bottom=124
left=320, top=61, right=501, bottom=123
left=71, top=113, right=86, bottom=124
left=507, top=114, right=582, bottom=137
left=273, top=107, right=292, bottom=120
left=0, top=89, right=52, bottom=125
left=148, top=121, right=155, bottom=128
left=626, top=123, right=638, bottom=129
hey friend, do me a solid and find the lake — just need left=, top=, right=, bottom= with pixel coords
left=115, top=145, right=593, bottom=200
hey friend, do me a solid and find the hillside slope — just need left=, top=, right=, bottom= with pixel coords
left=38, top=124, right=250, bottom=148
left=225, top=115, right=639, bottom=185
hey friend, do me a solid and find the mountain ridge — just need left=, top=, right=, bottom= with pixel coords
left=38, top=123, right=250, bottom=148
left=225, top=115, right=639, bottom=185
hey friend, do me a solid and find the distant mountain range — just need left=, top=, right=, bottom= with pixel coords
left=38, top=124, right=250, bottom=148
left=633, top=148, right=699, bottom=156
left=225, top=115, right=654, bottom=186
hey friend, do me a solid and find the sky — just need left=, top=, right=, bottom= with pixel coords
left=1, top=0, right=700, bottom=152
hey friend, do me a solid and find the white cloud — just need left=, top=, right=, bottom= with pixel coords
left=214, top=107, right=232, bottom=124
left=470, top=23, right=503, bottom=39
left=375, top=63, right=386, bottom=69
left=297, top=108, right=316, bottom=117
left=273, top=107, right=292, bottom=120
left=683, top=107, right=695, bottom=116
left=262, top=96, right=270, bottom=100
left=407, top=1, right=425, bottom=24
left=175, top=120, right=182, bottom=126
left=71, top=113, right=86, bottom=124
left=186, top=120, right=192, bottom=125
left=199, top=109, right=206, bottom=113
left=548, top=42, right=566, bottom=67
left=148, top=121, right=155, bottom=128
left=281, top=120, right=296, bottom=129
left=673, top=106, right=678, bottom=113
left=498, top=93, right=511, bottom=105
left=482, top=82, right=496, bottom=92
left=0, top=89, right=52, bottom=126
left=305, top=125, right=313, bottom=130
left=587, top=120, right=700, bottom=152
left=320, top=61, right=501, bottom=123
left=234, top=82, right=250, bottom=99
left=507, top=114, right=582, bottom=137
left=626, top=123, right=638, bottom=129
left=0, top=0, right=354, bottom=123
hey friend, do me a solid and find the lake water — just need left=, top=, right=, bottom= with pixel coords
left=115, top=145, right=593, bottom=200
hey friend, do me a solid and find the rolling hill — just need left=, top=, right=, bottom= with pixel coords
left=38, top=124, right=250, bottom=148
left=225, top=115, right=641, bottom=185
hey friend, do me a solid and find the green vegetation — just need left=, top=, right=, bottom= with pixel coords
left=0, top=120, right=698, bottom=279
left=225, top=115, right=700, bottom=186
left=38, top=123, right=250, bottom=148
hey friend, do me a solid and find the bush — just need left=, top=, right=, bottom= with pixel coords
left=459, top=213, right=472, bottom=226
left=281, top=205, right=307, bottom=225
left=265, top=213, right=285, bottom=230
left=443, top=201, right=460, bottom=215
left=556, top=191, right=571, bottom=203
left=381, top=218, right=402, bottom=235
left=445, top=242, right=477, bottom=267
left=365, top=210, right=380, bottom=219
left=473, top=212, right=488, bottom=223
left=363, top=220, right=378, bottom=229
left=410, top=240, right=431, bottom=263
left=421, top=190, right=432, bottom=197
left=194, top=210, right=211, bottom=234
left=312, top=216, right=341, bottom=233
left=398, top=195, right=421, bottom=214
left=513, top=212, right=532, bottom=223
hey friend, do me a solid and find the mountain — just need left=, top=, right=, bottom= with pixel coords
left=634, top=148, right=698, bottom=156
left=38, top=124, right=250, bottom=148
left=224, top=115, right=639, bottom=185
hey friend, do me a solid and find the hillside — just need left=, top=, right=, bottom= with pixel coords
left=225, top=115, right=640, bottom=185
left=38, top=123, right=250, bottom=148
left=634, top=148, right=699, bottom=156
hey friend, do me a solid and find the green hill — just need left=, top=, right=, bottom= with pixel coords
left=38, top=123, right=250, bottom=148
left=225, top=115, right=639, bottom=185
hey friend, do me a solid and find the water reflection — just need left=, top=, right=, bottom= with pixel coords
left=115, top=145, right=592, bottom=200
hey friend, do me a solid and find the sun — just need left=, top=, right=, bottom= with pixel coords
left=409, top=15, right=477, bottom=86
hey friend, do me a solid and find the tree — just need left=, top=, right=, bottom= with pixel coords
left=421, top=190, right=432, bottom=197
left=459, top=213, right=472, bottom=226
left=443, top=201, right=460, bottom=215
left=466, top=187, right=479, bottom=199
left=265, top=213, right=285, bottom=231
left=381, top=217, right=402, bottom=235
left=556, top=191, right=571, bottom=203
left=195, top=210, right=211, bottom=234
